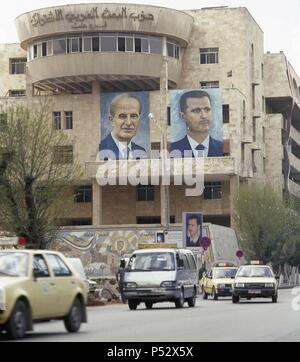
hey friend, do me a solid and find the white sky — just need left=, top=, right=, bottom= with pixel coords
left=1, top=0, right=299, bottom=74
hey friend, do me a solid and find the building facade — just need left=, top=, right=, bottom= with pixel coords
left=0, top=3, right=299, bottom=237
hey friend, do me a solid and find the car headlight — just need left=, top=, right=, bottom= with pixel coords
left=235, top=283, right=245, bottom=288
left=125, top=282, right=137, bottom=289
left=217, top=284, right=226, bottom=289
left=161, top=281, right=176, bottom=288
left=0, top=288, right=6, bottom=311
left=265, top=283, right=274, bottom=288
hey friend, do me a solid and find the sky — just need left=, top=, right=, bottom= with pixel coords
left=0, top=0, right=299, bottom=74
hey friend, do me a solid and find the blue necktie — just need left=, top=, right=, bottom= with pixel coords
left=195, top=144, right=205, bottom=157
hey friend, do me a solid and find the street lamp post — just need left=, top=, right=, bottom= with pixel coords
left=148, top=113, right=170, bottom=239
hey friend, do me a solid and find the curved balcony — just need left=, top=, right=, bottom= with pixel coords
left=27, top=52, right=181, bottom=92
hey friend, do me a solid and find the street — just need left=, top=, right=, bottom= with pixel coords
left=1, top=289, right=300, bottom=342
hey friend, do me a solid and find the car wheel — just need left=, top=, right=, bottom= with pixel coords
left=64, top=298, right=82, bottom=333
left=202, top=287, right=208, bottom=300
left=187, top=290, right=196, bottom=307
left=232, top=295, right=240, bottom=304
left=175, top=290, right=185, bottom=308
left=212, top=287, right=218, bottom=301
left=128, top=300, right=138, bottom=310
left=272, top=295, right=278, bottom=303
left=6, top=300, right=27, bottom=340
left=145, top=302, right=153, bottom=309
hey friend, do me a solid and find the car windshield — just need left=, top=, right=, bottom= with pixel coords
left=214, top=268, right=238, bottom=279
left=236, top=266, right=273, bottom=278
left=0, top=252, right=29, bottom=277
left=127, top=252, right=175, bottom=272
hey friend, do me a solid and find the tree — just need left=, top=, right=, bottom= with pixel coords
left=0, top=102, right=82, bottom=249
left=233, top=184, right=300, bottom=271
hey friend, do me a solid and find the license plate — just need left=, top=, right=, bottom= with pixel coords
left=248, top=290, right=261, bottom=294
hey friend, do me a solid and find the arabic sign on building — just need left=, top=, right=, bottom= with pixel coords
left=30, top=6, right=155, bottom=30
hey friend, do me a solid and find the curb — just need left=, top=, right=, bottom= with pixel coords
left=278, top=285, right=300, bottom=290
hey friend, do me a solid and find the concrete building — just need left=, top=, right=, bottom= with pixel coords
left=0, top=4, right=299, bottom=273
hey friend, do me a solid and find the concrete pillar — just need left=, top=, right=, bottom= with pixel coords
left=229, top=175, right=239, bottom=229
left=92, top=178, right=102, bottom=226
left=160, top=37, right=169, bottom=229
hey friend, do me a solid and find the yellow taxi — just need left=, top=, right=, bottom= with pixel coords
left=200, top=262, right=238, bottom=300
left=232, top=262, right=278, bottom=303
left=0, top=250, right=87, bottom=339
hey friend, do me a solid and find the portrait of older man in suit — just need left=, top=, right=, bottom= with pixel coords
left=171, top=89, right=223, bottom=158
left=99, top=92, right=149, bottom=160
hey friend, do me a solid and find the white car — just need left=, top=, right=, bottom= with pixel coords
left=232, top=262, right=278, bottom=303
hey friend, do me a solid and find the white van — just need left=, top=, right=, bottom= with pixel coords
left=67, top=257, right=96, bottom=295
left=123, top=248, right=198, bottom=310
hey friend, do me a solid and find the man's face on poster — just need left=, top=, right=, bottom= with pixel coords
left=109, top=97, right=141, bottom=142
left=188, top=218, right=200, bottom=238
left=181, top=96, right=212, bottom=134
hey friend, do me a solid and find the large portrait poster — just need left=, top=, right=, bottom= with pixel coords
left=99, top=91, right=150, bottom=160
left=183, top=212, right=203, bottom=248
left=170, top=88, right=223, bottom=158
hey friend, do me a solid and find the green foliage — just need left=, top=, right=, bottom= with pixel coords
left=0, top=102, right=82, bottom=248
left=233, top=184, right=300, bottom=270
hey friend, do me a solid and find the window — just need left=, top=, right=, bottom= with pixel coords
left=200, top=48, right=219, bottom=64
left=149, top=37, right=162, bottom=54
left=70, top=38, right=80, bottom=53
left=33, top=44, right=38, bottom=59
left=167, top=41, right=180, bottom=59
left=137, top=216, right=161, bottom=224
left=53, top=112, right=61, bottom=130
left=126, top=37, right=134, bottom=52
left=222, top=105, right=230, bottom=123
left=118, top=37, right=125, bottom=51
left=62, top=218, right=92, bottom=226
left=252, top=85, right=256, bottom=109
left=65, top=111, right=73, bottom=130
left=167, top=42, right=174, bottom=58
left=187, top=254, right=197, bottom=270
left=181, top=254, right=190, bottom=270
left=33, top=255, right=50, bottom=277
left=42, top=42, right=47, bottom=56
left=53, top=38, right=66, bottom=55
left=136, top=216, right=175, bottom=224
left=45, top=254, right=72, bottom=277
left=47, top=40, right=53, bottom=56
left=72, top=219, right=92, bottom=225
left=141, top=38, right=149, bottom=53
left=54, top=146, right=73, bottom=164
left=135, top=38, right=141, bottom=52
left=83, top=37, right=92, bottom=52
left=204, top=182, right=222, bottom=200
left=167, top=106, right=171, bottom=126
left=8, top=90, right=26, bottom=97
left=200, top=81, right=219, bottom=89
left=136, top=185, right=155, bottom=201
left=253, top=118, right=256, bottom=142
left=75, top=185, right=92, bottom=203
left=101, top=34, right=117, bottom=51
left=10, top=58, right=27, bottom=74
